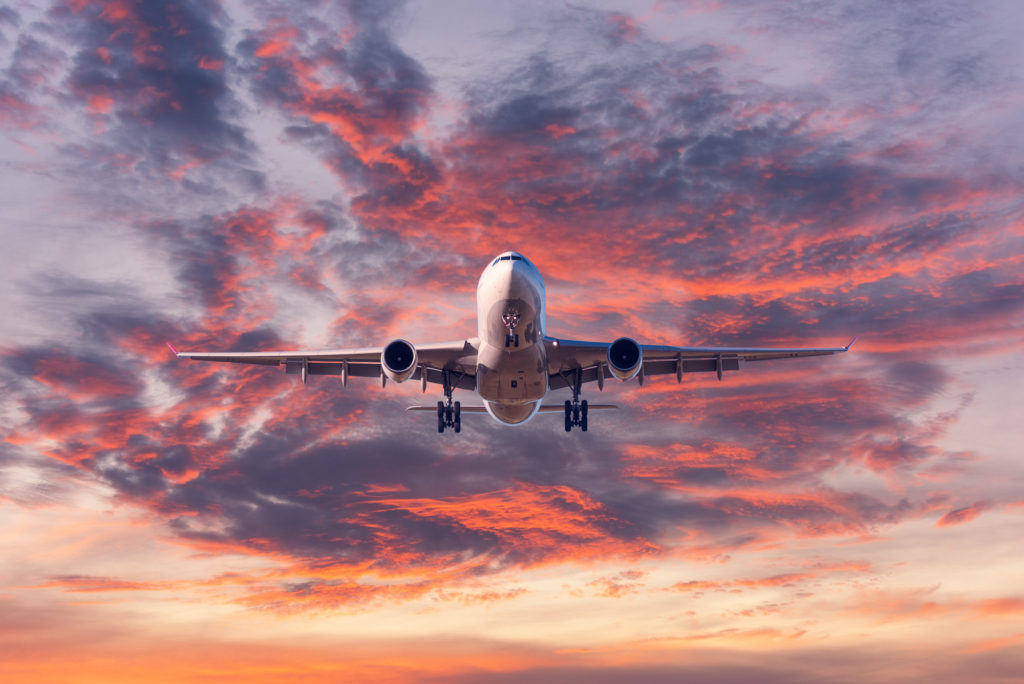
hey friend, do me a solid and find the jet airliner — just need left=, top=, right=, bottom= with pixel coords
left=173, top=251, right=854, bottom=433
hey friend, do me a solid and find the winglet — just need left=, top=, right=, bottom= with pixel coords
left=845, top=336, right=859, bottom=351
left=166, top=341, right=179, bottom=356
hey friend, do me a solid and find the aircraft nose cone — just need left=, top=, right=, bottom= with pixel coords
left=509, top=262, right=535, bottom=289
left=492, top=258, right=528, bottom=279
left=477, top=253, right=543, bottom=305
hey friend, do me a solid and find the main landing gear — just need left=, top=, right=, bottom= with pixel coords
left=563, top=367, right=588, bottom=432
left=437, top=368, right=462, bottom=434
left=437, top=400, right=461, bottom=433
left=564, top=399, right=588, bottom=432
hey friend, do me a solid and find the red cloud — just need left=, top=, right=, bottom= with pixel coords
left=31, top=355, right=140, bottom=399
left=666, top=560, right=871, bottom=595
left=936, top=501, right=991, bottom=527
left=0, top=92, right=39, bottom=129
left=366, top=484, right=660, bottom=567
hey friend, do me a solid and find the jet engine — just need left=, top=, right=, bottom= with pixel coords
left=381, top=339, right=418, bottom=383
left=607, top=337, right=643, bottom=380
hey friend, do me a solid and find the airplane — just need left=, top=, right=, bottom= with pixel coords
left=172, top=251, right=854, bottom=433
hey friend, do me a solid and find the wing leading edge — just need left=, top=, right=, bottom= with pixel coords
left=173, top=339, right=480, bottom=390
left=547, top=337, right=856, bottom=389
left=405, top=404, right=619, bottom=413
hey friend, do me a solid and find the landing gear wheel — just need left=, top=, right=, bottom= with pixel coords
left=562, top=367, right=590, bottom=433
left=435, top=368, right=466, bottom=435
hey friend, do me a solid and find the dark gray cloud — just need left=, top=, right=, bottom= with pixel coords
left=0, top=6, right=19, bottom=29
left=57, top=0, right=234, bottom=135
left=235, top=0, right=437, bottom=210
left=15, top=0, right=263, bottom=201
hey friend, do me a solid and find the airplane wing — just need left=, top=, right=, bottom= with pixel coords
left=546, top=336, right=856, bottom=389
left=171, top=338, right=480, bottom=390
left=405, top=404, right=619, bottom=413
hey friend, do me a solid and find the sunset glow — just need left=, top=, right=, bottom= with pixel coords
left=2, top=1, right=1023, bottom=682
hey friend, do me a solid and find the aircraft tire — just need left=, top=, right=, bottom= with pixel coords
left=581, top=400, right=588, bottom=432
left=437, top=401, right=445, bottom=433
left=564, top=400, right=572, bottom=432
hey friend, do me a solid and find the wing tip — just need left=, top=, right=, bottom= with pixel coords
left=845, top=335, right=859, bottom=351
left=166, top=341, right=179, bottom=356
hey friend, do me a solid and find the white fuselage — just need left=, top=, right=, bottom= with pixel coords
left=475, top=252, right=548, bottom=425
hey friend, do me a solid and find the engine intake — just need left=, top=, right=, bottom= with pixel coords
left=607, top=337, right=642, bottom=380
left=381, top=339, right=418, bottom=383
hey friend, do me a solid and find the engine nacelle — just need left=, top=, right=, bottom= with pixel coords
left=607, top=337, right=642, bottom=380
left=381, top=339, right=418, bottom=383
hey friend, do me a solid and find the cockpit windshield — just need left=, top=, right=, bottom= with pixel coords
left=491, top=253, right=531, bottom=267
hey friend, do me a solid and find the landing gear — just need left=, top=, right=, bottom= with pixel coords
left=502, top=308, right=521, bottom=348
left=437, top=398, right=462, bottom=433
left=436, top=369, right=463, bottom=434
left=563, top=399, right=588, bottom=432
left=562, top=368, right=589, bottom=432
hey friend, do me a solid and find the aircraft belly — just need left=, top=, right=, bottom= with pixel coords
left=484, top=400, right=542, bottom=425
left=476, top=343, right=547, bottom=403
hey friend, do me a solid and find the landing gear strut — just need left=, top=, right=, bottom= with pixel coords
left=436, top=369, right=462, bottom=434
left=563, top=367, right=588, bottom=433
left=502, top=308, right=521, bottom=348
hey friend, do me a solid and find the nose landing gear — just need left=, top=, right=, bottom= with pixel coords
left=502, top=309, right=521, bottom=348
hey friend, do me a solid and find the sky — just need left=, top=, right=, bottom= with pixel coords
left=1, top=0, right=1023, bottom=681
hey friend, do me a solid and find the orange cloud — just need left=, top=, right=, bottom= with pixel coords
left=366, top=484, right=660, bottom=567
left=936, top=501, right=990, bottom=527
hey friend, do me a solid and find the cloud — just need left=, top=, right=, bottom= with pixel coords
left=235, top=0, right=437, bottom=212
left=936, top=501, right=991, bottom=527
left=1, top=2, right=1023, bottom=680
left=57, top=0, right=241, bottom=144
left=0, top=0, right=263, bottom=209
